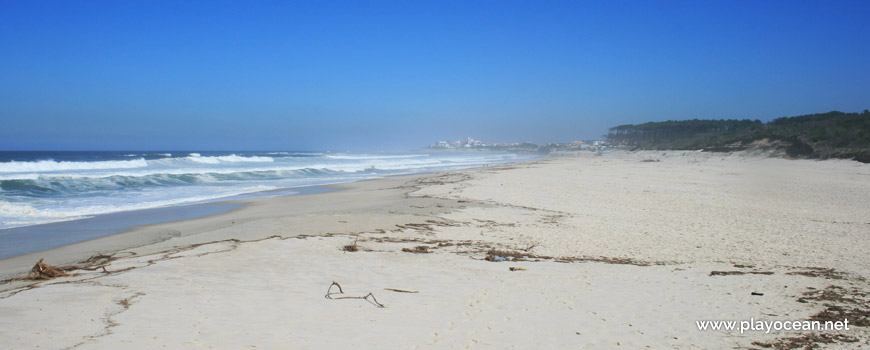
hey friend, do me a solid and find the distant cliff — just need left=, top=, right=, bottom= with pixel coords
left=606, top=110, right=870, bottom=163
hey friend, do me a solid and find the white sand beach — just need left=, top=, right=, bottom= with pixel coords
left=1, top=151, right=868, bottom=349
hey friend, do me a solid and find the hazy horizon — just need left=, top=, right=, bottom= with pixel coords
left=2, top=1, right=868, bottom=151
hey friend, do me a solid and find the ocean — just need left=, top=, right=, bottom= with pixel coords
left=0, top=151, right=528, bottom=231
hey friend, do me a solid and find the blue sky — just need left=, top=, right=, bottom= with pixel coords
left=1, top=0, right=868, bottom=151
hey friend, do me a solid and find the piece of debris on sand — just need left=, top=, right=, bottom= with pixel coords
left=27, top=259, right=72, bottom=280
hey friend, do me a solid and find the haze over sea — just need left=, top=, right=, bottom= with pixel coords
left=0, top=151, right=526, bottom=230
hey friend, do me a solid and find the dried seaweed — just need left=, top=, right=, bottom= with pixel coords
left=555, top=255, right=655, bottom=266
left=342, top=244, right=359, bottom=252
left=342, top=235, right=361, bottom=252
left=710, top=270, right=774, bottom=276
left=484, top=249, right=550, bottom=262
left=402, top=246, right=432, bottom=254
left=786, top=267, right=847, bottom=280
left=797, top=286, right=870, bottom=327
left=751, top=333, right=857, bottom=349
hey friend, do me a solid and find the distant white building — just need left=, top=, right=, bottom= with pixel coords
left=429, top=136, right=495, bottom=149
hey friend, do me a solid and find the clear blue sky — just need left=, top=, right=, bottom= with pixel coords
left=1, top=0, right=868, bottom=151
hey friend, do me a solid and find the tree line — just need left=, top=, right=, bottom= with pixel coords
left=605, top=110, right=870, bottom=162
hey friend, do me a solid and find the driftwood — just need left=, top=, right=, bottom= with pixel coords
left=27, top=259, right=71, bottom=280
left=324, top=281, right=385, bottom=308
left=6, top=255, right=118, bottom=282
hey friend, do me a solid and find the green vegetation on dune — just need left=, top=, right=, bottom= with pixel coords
left=606, top=110, right=870, bottom=163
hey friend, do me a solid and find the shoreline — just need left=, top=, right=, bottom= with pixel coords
left=0, top=173, right=427, bottom=280
left=0, top=159, right=533, bottom=279
left=0, top=202, right=243, bottom=260
left=0, top=158, right=527, bottom=281
left=0, top=184, right=340, bottom=261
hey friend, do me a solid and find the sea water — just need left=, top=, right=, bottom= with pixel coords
left=0, top=151, right=528, bottom=230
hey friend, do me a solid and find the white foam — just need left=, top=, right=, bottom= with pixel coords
left=0, top=153, right=524, bottom=181
left=185, top=154, right=274, bottom=164
left=325, top=154, right=427, bottom=160
left=0, top=185, right=279, bottom=229
left=0, top=158, right=149, bottom=174
left=0, top=200, right=70, bottom=219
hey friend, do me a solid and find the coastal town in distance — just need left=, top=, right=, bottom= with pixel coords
left=429, top=137, right=610, bottom=152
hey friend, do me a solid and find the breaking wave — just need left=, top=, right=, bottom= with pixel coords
left=0, top=151, right=529, bottom=229
left=0, top=158, right=149, bottom=173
